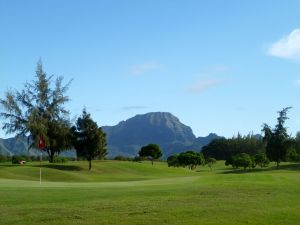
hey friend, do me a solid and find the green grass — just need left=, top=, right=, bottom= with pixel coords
left=1, top=160, right=300, bottom=225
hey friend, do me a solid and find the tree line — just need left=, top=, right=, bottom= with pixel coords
left=201, top=107, right=300, bottom=168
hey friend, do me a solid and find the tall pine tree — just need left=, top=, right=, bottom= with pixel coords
left=262, top=107, right=292, bottom=167
left=71, top=109, right=107, bottom=170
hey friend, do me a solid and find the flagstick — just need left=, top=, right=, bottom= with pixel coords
left=40, top=151, right=42, bottom=185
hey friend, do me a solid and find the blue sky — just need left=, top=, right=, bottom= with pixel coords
left=1, top=0, right=300, bottom=138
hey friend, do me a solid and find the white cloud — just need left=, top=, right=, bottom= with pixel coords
left=130, top=62, right=161, bottom=75
left=268, top=29, right=300, bottom=60
left=186, top=78, right=225, bottom=94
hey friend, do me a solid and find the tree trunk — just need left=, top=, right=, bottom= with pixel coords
left=276, top=161, right=279, bottom=168
left=49, top=150, right=55, bottom=163
left=89, top=160, right=92, bottom=170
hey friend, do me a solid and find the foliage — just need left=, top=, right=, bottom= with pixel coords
left=253, top=153, right=270, bottom=167
left=138, top=143, right=162, bottom=165
left=114, top=155, right=130, bottom=161
left=262, top=107, right=292, bottom=167
left=206, top=157, right=217, bottom=171
left=0, top=61, right=72, bottom=162
left=167, top=154, right=180, bottom=167
left=168, top=151, right=205, bottom=170
left=226, top=153, right=253, bottom=170
left=202, top=133, right=264, bottom=160
left=71, top=109, right=107, bottom=170
left=0, top=154, right=8, bottom=162
left=286, top=148, right=300, bottom=162
left=52, top=156, right=69, bottom=163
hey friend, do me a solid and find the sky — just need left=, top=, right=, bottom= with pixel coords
left=1, top=0, right=300, bottom=138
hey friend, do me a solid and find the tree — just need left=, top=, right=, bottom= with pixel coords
left=286, top=148, right=299, bottom=162
left=206, top=157, right=217, bottom=171
left=167, top=154, right=180, bottom=167
left=177, top=151, right=205, bottom=170
left=71, top=109, right=107, bottom=170
left=230, top=153, right=253, bottom=170
left=138, top=144, right=162, bottom=165
left=262, top=107, right=292, bottom=167
left=0, top=61, right=72, bottom=162
left=253, top=153, right=270, bottom=168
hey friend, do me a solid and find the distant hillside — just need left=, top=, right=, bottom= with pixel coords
left=103, top=112, right=222, bottom=158
left=0, top=112, right=223, bottom=158
left=0, top=136, right=75, bottom=157
left=0, top=136, right=29, bottom=156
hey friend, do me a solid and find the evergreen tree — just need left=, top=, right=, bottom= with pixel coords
left=262, top=107, right=292, bottom=167
left=71, top=109, right=107, bottom=170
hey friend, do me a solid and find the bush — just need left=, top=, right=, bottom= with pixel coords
left=286, top=148, right=300, bottom=162
left=0, top=155, right=8, bottom=162
left=29, top=155, right=40, bottom=161
left=167, top=154, right=180, bottom=167
left=52, top=156, right=69, bottom=163
left=253, top=153, right=270, bottom=167
left=168, top=151, right=205, bottom=170
left=206, top=157, right=217, bottom=170
left=133, top=156, right=144, bottom=162
left=114, top=155, right=130, bottom=161
left=226, top=153, right=253, bottom=170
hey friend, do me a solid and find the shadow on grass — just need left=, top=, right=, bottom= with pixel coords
left=221, top=163, right=300, bottom=174
left=34, top=164, right=83, bottom=171
left=0, top=164, right=20, bottom=167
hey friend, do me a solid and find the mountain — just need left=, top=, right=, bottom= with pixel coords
left=0, top=112, right=222, bottom=158
left=102, top=112, right=221, bottom=158
left=0, top=136, right=75, bottom=157
left=0, top=136, right=30, bottom=156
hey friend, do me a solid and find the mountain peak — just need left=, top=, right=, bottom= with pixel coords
left=103, top=112, right=196, bottom=157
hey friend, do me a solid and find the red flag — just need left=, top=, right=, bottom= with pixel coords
left=39, top=134, right=45, bottom=150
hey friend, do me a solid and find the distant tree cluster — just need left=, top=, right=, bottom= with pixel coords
left=225, top=153, right=269, bottom=170
left=167, top=151, right=205, bottom=170
left=202, top=107, right=300, bottom=170
left=201, top=134, right=265, bottom=161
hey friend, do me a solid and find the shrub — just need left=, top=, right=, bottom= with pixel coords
left=233, top=153, right=253, bottom=170
left=286, top=148, right=300, bottom=162
left=52, top=156, right=69, bottom=163
left=253, top=153, right=270, bottom=167
left=206, top=157, right=217, bottom=170
left=0, top=154, right=8, bottom=162
left=226, top=153, right=253, bottom=170
left=114, top=155, right=129, bottom=161
left=167, top=154, right=180, bottom=167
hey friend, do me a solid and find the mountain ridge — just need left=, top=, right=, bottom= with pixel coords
left=0, top=112, right=222, bottom=158
left=102, top=112, right=221, bottom=157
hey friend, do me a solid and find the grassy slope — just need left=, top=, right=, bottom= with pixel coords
left=0, top=161, right=300, bottom=225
